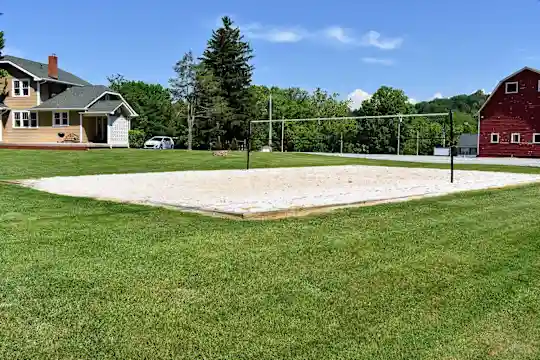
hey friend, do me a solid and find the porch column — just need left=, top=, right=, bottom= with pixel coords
left=79, top=114, right=83, bottom=143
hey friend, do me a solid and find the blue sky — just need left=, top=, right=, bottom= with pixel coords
left=3, top=0, right=540, bottom=108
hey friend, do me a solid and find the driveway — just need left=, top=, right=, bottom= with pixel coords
left=308, top=153, right=540, bottom=167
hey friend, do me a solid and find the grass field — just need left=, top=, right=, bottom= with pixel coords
left=3, top=149, right=540, bottom=180
left=1, top=150, right=540, bottom=359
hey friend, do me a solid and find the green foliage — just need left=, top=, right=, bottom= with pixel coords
left=128, top=129, right=146, bottom=148
left=0, top=31, right=9, bottom=84
left=200, top=16, right=254, bottom=142
left=0, top=30, right=5, bottom=57
left=108, top=74, right=174, bottom=137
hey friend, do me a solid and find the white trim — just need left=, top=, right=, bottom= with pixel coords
left=107, top=115, right=111, bottom=145
left=12, top=78, right=31, bottom=97
left=36, top=82, right=41, bottom=105
left=85, top=91, right=139, bottom=117
left=505, top=81, right=519, bottom=94
left=53, top=111, right=70, bottom=127
left=79, top=113, right=83, bottom=143
left=477, top=113, right=481, bottom=156
left=511, top=132, right=520, bottom=144
left=490, top=133, right=499, bottom=144
left=478, top=67, right=540, bottom=113
left=42, top=77, right=86, bottom=87
left=33, top=108, right=85, bottom=111
left=110, top=102, right=124, bottom=114
left=533, top=133, right=540, bottom=144
left=12, top=110, right=39, bottom=129
left=0, top=61, right=40, bottom=80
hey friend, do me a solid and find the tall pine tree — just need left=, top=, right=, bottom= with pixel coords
left=200, top=16, right=254, bottom=142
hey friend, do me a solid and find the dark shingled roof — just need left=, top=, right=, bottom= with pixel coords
left=88, top=99, right=123, bottom=113
left=32, top=85, right=111, bottom=110
left=0, top=55, right=91, bottom=86
left=458, top=133, right=478, bottom=148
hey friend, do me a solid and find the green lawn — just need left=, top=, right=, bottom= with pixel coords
left=1, top=150, right=540, bottom=359
left=2, top=149, right=540, bottom=180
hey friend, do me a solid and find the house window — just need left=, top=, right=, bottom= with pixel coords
left=505, top=81, right=518, bottom=94
left=538, top=80, right=540, bottom=92
left=533, top=133, right=540, bottom=144
left=13, top=79, right=30, bottom=97
left=13, top=111, right=38, bottom=128
left=511, top=133, right=520, bottom=144
left=490, top=133, right=499, bottom=144
left=53, top=112, right=69, bottom=127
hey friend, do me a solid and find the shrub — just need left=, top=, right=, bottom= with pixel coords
left=129, top=130, right=146, bottom=148
left=230, top=138, right=239, bottom=151
left=213, top=139, right=223, bottom=150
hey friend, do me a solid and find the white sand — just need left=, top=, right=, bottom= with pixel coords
left=19, top=166, right=540, bottom=215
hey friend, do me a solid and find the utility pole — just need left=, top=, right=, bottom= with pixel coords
left=397, top=115, right=402, bottom=155
left=416, top=130, right=419, bottom=156
left=340, top=132, right=343, bottom=155
left=268, top=92, right=272, bottom=148
left=281, top=117, right=284, bottom=152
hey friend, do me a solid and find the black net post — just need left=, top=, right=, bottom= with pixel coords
left=449, top=110, right=454, bottom=183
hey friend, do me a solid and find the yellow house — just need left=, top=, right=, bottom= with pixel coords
left=0, top=54, right=138, bottom=149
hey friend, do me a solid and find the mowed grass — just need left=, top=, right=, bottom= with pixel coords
left=2, top=149, right=540, bottom=180
left=1, top=150, right=540, bottom=358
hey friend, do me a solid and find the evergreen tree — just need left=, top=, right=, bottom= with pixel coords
left=200, top=16, right=254, bottom=142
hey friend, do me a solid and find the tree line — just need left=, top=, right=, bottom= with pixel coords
left=108, top=16, right=487, bottom=154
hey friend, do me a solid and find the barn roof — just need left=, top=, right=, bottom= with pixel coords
left=478, top=66, right=540, bottom=114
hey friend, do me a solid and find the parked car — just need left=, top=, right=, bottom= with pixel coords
left=143, top=136, right=175, bottom=149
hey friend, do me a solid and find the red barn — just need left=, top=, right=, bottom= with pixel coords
left=479, top=67, right=540, bottom=157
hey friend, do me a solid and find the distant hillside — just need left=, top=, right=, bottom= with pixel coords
left=414, top=90, right=488, bottom=133
left=414, top=90, right=488, bottom=116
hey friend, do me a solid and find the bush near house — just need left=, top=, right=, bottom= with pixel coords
left=128, top=130, right=146, bottom=148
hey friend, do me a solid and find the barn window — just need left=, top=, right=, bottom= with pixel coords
left=505, top=82, right=518, bottom=94
left=511, top=133, right=520, bottom=144
left=538, top=80, right=540, bottom=92
left=533, top=133, right=540, bottom=144
left=490, top=133, right=499, bottom=144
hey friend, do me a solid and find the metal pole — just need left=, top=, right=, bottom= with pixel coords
left=250, top=112, right=449, bottom=124
left=442, top=126, right=446, bottom=148
left=416, top=130, right=419, bottom=156
left=397, top=115, right=402, bottom=155
left=449, top=110, right=454, bottom=183
left=268, top=92, right=272, bottom=148
left=340, top=132, right=343, bottom=155
left=246, top=121, right=252, bottom=170
left=281, top=118, right=284, bottom=152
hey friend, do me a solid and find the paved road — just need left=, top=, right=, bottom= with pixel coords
left=308, top=153, right=540, bottom=168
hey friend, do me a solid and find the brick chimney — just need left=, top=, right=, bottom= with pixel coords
left=48, top=54, right=58, bottom=79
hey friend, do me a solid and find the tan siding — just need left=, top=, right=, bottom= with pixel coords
left=3, top=110, right=88, bottom=143
left=0, top=66, right=38, bottom=109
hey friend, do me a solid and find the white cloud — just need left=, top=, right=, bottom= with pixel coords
left=361, top=30, right=403, bottom=50
left=323, top=26, right=356, bottom=44
left=238, top=20, right=404, bottom=50
left=347, top=89, right=371, bottom=110
left=242, top=23, right=307, bottom=43
left=408, top=97, right=418, bottom=104
left=431, top=92, right=443, bottom=99
left=362, top=57, right=394, bottom=66
left=3, top=46, right=23, bottom=57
